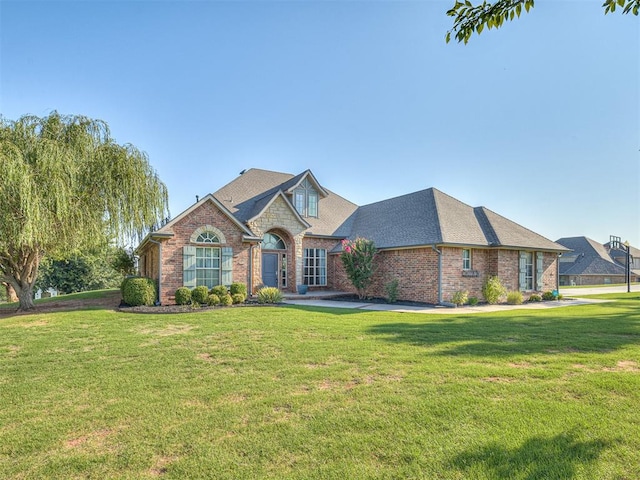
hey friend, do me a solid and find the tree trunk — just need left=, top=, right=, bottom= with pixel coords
left=1, top=247, right=41, bottom=311
left=4, top=283, right=18, bottom=303
left=16, top=283, right=35, bottom=310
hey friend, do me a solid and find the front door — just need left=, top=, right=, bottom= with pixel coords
left=262, top=253, right=279, bottom=288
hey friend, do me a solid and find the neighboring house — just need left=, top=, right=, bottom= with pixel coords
left=136, top=168, right=567, bottom=305
left=557, top=236, right=639, bottom=286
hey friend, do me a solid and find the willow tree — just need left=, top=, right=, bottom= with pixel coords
left=0, top=112, right=169, bottom=310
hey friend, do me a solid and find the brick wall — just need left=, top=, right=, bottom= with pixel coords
left=330, top=245, right=559, bottom=305
left=156, top=200, right=253, bottom=305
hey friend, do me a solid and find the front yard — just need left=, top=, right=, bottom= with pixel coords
left=1, top=293, right=639, bottom=478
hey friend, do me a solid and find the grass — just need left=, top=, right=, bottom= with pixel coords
left=1, top=293, right=640, bottom=478
left=0, top=289, right=117, bottom=310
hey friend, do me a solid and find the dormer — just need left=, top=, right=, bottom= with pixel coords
left=284, top=170, right=328, bottom=218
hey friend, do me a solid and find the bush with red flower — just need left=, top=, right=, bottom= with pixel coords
left=340, top=238, right=377, bottom=299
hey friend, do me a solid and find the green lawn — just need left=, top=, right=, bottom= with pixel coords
left=1, top=293, right=639, bottom=479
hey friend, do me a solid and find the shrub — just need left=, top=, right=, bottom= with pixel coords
left=506, top=290, right=523, bottom=305
left=230, top=282, right=247, bottom=301
left=384, top=278, right=399, bottom=303
left=175, top=287, right=192, bottom=305
left=451, top=290, right=469, bottom=306
left=542, top=291, right=556, bottom=301
left=340, top=238, right=377, bottom=299
left=192, top=286, right=210, bottom=304
left=528, top=294, right=542, bottom=302
left=482, top=276, right=506, bottom=305
left=257, top=287, right=283, bottom=304
left=468, top=296, right=479, bottom=306
left=557, top=293, right=563, bottom=300
left=219, top=294, right=233, bottom=306
left=231, top=293, right=245, bottom=304
left=207, top=294, right=220, bottom=306
left=211, top=285, right=228, bottom=298
left=122, top=277, right=156, bottom=306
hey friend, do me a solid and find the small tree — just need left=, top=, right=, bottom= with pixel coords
left=340, top=238, right=377, bottom=299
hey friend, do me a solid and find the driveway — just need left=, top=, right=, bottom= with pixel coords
left=560, top=284, right=640, bottom=296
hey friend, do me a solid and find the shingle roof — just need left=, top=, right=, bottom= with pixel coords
left=212, top=168, right=358, bottom=236
left=209, top=168, right=565, bottom=252
left=556, top=237, right=628, bottom=276
left=344, top=188, right=565, bottom=250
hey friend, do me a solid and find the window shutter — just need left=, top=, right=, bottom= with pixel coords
left=183, top=246, right=197, bottom=288
left=221, top=247, right=233, bottom=286
left=518, top=251, right=527, bottom=290
left=536, top=252, right=544, bottom=290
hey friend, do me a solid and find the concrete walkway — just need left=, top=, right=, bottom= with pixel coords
left=283, top=296, right=610, bottom=315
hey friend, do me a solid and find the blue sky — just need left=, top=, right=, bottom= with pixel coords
left=1, top=0, right=638, bottom=246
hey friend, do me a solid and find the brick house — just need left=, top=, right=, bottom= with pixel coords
left=136, top=168, right=567, bottom=305
left=556, top=236, right=639, bottom=286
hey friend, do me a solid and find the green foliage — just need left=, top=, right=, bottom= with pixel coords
left=210, top=285, right=228, bottom=298
left=219, top=294, right=233, bottom=306
left=529, top=293, right=542, bottom=302
left=122, top=277, right=156, bottom=306
left=468, top=296, right=479, bottom=306
left=232, top=293, right=245, bottom=305
left=384, top=278, right=399, bottom=303
left=175, top=287, right=192, bottom=306
left=257, top=287, right=283, bottom=304
left=446, top=0, right=639, bottom=44
left=482, top=276, right=507, bottom=304
left=506, top=290, right=524, bottom=305
left=207, top=294, right=220, bottom=306
left=110, top=248, right=136, bottom=277
left=603, top=0, right=640, bottom=15
left=192, top=286, right=210, bottom=304
left=35, top=246, right=129, bottom=294
left=451, top=290, right=469, bottom=306
left=0, top=111, right=169, bottom=310
left=0, top=284, right=7, bottom=303
left=230, top=282, right=248, bottom=301
left=542, top=291, right=557, bottom=301
left=340, top=238, right=377, bottom=299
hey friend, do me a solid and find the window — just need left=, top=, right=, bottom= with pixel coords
left=293, top=179, right=319, bottom=217
left=303, top=248, right=327, bottom=286
left=262, top=232, right=286, bottom=250
left=281, top=254, right=287, bottom=288
left=196, top=231, right=220, bottom=243
left=519, top=251, right=544, bottom=291
left=462, top=249, right=472, bottom=270
left=196, top=247, right=220, bottom=289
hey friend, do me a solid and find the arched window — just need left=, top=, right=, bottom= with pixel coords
left=196, top=231, right=220, bottom=243
left=262, top=232, right=286, bottom=250
left=190, top=225, right=225, bottom=244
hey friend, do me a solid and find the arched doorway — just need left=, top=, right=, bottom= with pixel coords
left=261, top=232, right=287, bottom=289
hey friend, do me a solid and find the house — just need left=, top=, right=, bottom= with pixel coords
left=556, top=236, right=639, bottom=286
left=136, top=168, right=567, bottom=305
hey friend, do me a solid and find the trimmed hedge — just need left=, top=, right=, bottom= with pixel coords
left=192, top=286, right=210, bottom=304
left=175, top=287, right=192, bottom=305
left=230, top=282, right=247, bottom=301
left=122, top=277, right=156, bottom=306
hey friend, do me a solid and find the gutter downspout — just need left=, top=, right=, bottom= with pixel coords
left=248, top=244, right=254, bottom=296
left=147, top=238, right=162, bottom=306
left=431, top=245, right=443, bottom=305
